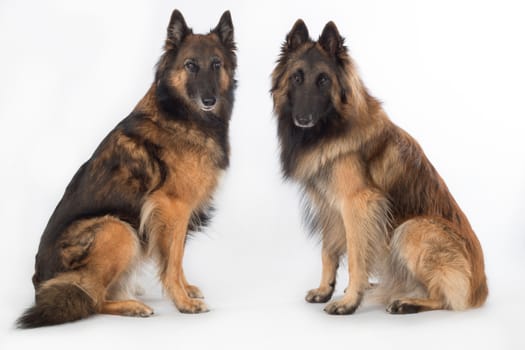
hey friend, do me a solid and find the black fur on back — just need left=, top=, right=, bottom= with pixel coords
left=32, top=112, right=168, bottom=286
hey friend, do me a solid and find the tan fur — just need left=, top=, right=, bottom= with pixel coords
left=142, top=191, right=208, bottom=313
left=272, top=21, right=488, bottom=314
left=304, top=110, right=486, bottom=314
left=100, top=300, right=153, bottom=317
left=382, top=218, right=473, bottom=311
left=305, top=243, right=339, bottom=303
left=48, top=216, right=143, bottom=316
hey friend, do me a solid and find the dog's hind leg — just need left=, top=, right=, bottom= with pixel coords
left=100, top=300, right=153, bottom=317
left=385, top=217, right=473, bottom=314
left=387, top=297, right=443, bottom=314
left=18, top=216, right=151, bottom=328
left=75, top=216, right=153, bottom=318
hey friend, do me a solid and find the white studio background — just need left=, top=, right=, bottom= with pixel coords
left=1, top=0, right=524, bottom=349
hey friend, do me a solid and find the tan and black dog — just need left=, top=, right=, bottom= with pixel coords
left=271, top=20, right=487, bottom=315
left=18, top=9, right=237, bottom=328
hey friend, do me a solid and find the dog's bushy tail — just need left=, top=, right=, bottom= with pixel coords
left=17, top=282, right=96, bottom=328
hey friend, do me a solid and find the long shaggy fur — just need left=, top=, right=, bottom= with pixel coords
left=272, top=20, right=488, bottom=315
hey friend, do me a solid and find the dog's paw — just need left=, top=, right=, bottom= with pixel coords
left=134, top=304, right=155, bottom=317
left=186, top=284, right=204, bottom=299
left=386, top=300, right=421, bottom=314
left=305, top=287, right=333, bottom=303
left=324, top=299, right=359, bottom=315
left=176, top=298, right=209, bottom=314
left=114, top=301, right=154, bottom=317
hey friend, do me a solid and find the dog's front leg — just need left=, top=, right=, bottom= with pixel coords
left=151, top=193, right=208, bottom=313
left=306, top=242, right=339, bottom=303
left=324, top=189, right=389, bottom=315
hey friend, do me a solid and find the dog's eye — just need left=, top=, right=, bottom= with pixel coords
left=291, top=71, right=303, bottom=85
left=185, top=61, right=199, bottom=73
left=318, top=74, right=330, bottom=87
left=212, top=60, right=222, bottom=70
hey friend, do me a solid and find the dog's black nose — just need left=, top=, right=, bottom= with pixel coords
left=202, top=97, right=216, bottom=107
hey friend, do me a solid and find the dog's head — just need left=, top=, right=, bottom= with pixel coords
left=156, top=10, right=237, bottom=118
left=271, top=20, right=367, bottom=130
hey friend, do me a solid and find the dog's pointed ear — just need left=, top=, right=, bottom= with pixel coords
left=213, top=10, right=235, bottom=50
left=286, top=19, right=310, bottom=51
left=319, top=21, right=344, bottom=56
left=166, top=9, right=191, bottom=49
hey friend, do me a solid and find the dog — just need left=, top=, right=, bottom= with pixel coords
left=17, top=9, right=237, bottom=328
left=271, top=19, right=488, bottom=315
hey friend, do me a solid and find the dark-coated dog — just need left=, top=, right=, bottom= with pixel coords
left=18, top=9, right=236, bottom=328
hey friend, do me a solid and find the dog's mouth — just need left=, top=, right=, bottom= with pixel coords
left=293, top=118, right=316, bottom=128
left=200, top=105, right=216, bottom=112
